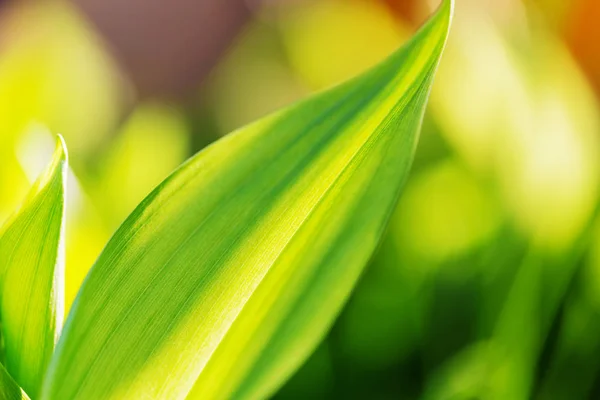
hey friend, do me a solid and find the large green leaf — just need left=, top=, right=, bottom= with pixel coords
left=0, top=137, right=67, bottom=398
left=43, top=1, right=453, bottom=399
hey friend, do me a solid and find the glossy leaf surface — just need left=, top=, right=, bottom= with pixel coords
left=43, top=2, right=452, bottom=399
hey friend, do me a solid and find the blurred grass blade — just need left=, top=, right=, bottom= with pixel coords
left=43, top=1, right=453, bottom=399
left=0, top=136, right=67, bottom=398
left=0, top=363, right=31, bottom=400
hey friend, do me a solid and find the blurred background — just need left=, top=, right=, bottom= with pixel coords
left=1, top=0, right=600, bottom=398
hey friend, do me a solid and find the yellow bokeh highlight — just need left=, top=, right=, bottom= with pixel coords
left=279, top=0, right=408, bottom=90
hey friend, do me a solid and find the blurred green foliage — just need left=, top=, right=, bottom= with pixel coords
left=0, top=0, right=599, bottom=398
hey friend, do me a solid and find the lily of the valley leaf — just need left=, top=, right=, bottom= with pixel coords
left=43, top=1, right=453, bottom=399
left=0, top=136, right=67, bottom=398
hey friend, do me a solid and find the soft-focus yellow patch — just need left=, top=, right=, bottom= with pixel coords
left=87, top=103, right=190, bottom=228
left=0, top=1, right=122, bottom=155
left=394, top=160, right=501, bottom=263
left=279, top=0, right=407, bottom=89
left=431, top=3, right=600, bottom=251
left=498, top=37, right=600, bottom=251
left=207, top=24, right=309, bottom=133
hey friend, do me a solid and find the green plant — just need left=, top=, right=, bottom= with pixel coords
left=0, top=1, right=452, bottom=399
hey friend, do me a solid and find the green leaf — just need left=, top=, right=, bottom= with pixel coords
left=0, top=136, right=67, bottom=398
left=43, top=1, right=453, bottom=399
left=0, top=362, right=31, bottom=400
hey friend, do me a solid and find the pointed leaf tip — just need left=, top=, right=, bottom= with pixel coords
left=55, top=134, right=68, bottom=163
left=49, top=134, right=68, bottom=181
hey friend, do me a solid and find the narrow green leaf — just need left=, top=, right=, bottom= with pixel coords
left=0, top=136, right=67, bottom=398
left=0, top=362, right=31, bottom=400
left=43, top=2, right=452, bottom=399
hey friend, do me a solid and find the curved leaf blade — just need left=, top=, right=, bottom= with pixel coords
left=0, top=363, right=31, bottom=400
left=43, top=2, right=452, bottom=399
left=0, top=136, right=67, bottom=398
